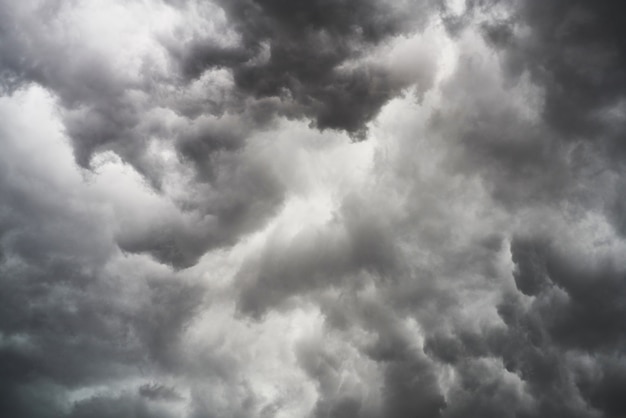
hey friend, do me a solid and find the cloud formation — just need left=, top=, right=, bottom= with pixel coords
left=1, top=0, right=626, bottom=417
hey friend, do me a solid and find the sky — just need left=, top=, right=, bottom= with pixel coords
left=1, top=0, right=626, bottom=417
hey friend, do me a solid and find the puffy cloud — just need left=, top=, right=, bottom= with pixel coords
left=2, top=1, right=626, bottom=417
left=170, top=0, right=442, bottom=137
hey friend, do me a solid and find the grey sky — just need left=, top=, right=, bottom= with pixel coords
left=1, top=0, right=625, bottom=417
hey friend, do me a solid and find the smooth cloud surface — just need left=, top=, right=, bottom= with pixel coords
left=1, top=0, right=626, bottom=417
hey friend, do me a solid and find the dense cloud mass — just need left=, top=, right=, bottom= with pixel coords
left=1, top=0, right=626, bottom=417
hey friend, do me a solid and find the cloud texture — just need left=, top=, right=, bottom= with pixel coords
left=1, top=0, right=626, bottom=417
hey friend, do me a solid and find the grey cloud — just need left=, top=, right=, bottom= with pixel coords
left=230, top=7, right=626, bottom=412
left=0, top=1, right=288, bottom=267
left=0, top=251, right=203, bottom=416
left=415, top=10, right=626, bottom=411
left=3, top=0, right=626, bottom=417
left=421, top=232, right=626, bottom=418
left=499, top=1, right=626, bottom=141
left=376, top=328, right=446, bottom=418
left=464, top=0, right=626, bottom=164
left=236, top=193, right=398, bottom=317
left=440, top=358, right=534, bottom=418
left=139, top=383, right=184, bottom=402
left=429, top=52, right=575, bottom=209
left=171, top=0, right=441, bottom=138
left=0, top=97, right=205, bottom=417
left=510, top=236, right=626, bottom=352
left=294, top=293, right=447, bottom=418
left=429, top=1, right=626, bottom=242
left=0, top=1, right=143, bottom=169
left=68, top=393, right=178, bottom=418
left=119, top=126, right=285, bottom=268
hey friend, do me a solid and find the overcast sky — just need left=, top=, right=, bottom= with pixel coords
left=1, top=0, right=626, bottom=417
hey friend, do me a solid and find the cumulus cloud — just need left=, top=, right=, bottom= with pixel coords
left=1, top=0, right=626, bottom=417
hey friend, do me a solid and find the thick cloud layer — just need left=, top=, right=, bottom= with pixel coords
left=1, top=0, right=626, bottom=417
left=172, top=0, right=439, bottom=136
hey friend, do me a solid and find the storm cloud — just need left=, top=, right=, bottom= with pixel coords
left=1, top=0, right=626, bottom=417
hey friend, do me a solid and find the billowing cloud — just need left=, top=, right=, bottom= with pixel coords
left=1, top=0, right=626, bottom=417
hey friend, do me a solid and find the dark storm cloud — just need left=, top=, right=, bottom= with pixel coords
left=0, top=0, right=144, bottom=169
left=494, top=236, right=626, bottom=418
left=0, top=0, right=445, bottom=269
left=68, top=392, right=179, bottom=418
left=413, top=3, right=626, bottom=414
left=236, top=193, right=398, bottom=317
left=0, top=241, right=202, bottom=417
left=429, top=0, right=626, bottom=246
left=139, top=383, right=184, bottom=401
left=115, top=150, right=285, bottom=268
left=0, top=1, right=288, bottom=268
left=292, top=284, right=448, bottom=418
left=474, top=0, right=626, bottom=248
left=171, top=0, right=440, bottom=138
left=427, top=48, right=575, bottom=210
left=232, top=158, right=507, bottom=417
left=0, top=94, right=203, bottom=417
left=462, top=0, right=626, bottom=160
left=371, top=313, right=447, bottom=418
left=222, top=4, right=626, bottom=407
left=420, top=232, right=626, bottom=418
left=3, top=0, right=626, bottom=417
left=494, top=1, right=626, bottom=141
left=510, top=236, right=626, bottom=352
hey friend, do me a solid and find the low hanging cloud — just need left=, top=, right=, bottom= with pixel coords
left=1, top=0, right=626, bottom=417
left=170, top=0, right=440, bottom=136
